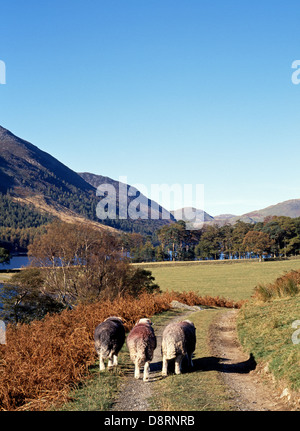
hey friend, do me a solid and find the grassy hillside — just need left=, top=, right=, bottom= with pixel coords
left=135, top=259, right=300, bottom=301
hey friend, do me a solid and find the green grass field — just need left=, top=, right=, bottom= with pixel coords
left=135, top=259, right=300, bottom=301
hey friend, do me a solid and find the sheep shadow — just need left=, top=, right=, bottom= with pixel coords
left=150, top=353, right=256, bottom=377
left=150, top=355, right=196, bottom=377
left=192, top=353, right=257, bottom=374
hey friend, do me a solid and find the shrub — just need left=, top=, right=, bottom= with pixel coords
left=167, top=290, right=244, bottom=309
left=253, top=269, right=300, bottom=301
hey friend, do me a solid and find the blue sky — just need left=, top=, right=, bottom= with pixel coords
left=0, top=0, right=300, bottom=216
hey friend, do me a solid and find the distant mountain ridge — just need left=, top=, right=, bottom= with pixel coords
left=240, top=199, right=300, bottom=221
left=174, top=199, right=300, bottom=227
left=0, top=125, right=173, bottom=234
left=171, top=207, right=213, bottom=228
left=1, top=125, right=299, bottom=233
left=213, top=214, right=237, bottom=221
left=215, top=199, right=300, bottom=225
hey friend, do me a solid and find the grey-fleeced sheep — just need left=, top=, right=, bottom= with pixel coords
left=94, top=316, right=125, bottom=371
left=161, top=320, right=196, bottom=376
left=126, top=318, right=157, bottom=381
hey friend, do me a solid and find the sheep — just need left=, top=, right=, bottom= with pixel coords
left=94, top=316, right=125, bottom=371
left=126, top=318, right=157, bottom=381
left=161, top=320, right=196, bottom=376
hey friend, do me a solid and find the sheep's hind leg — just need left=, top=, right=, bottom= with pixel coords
left=112, top=354, right=118, bottom=367
left=134, top=359, right=140, bottom=379
left=162, top=356, right=168, bottom=376
left=143, top=361, right=150, bottom=381
left=187, top=353, right=193, bottom=368
left=175, top=355, right=183, bottom=375
left=107, top=352, right=114, bottom=369
left=99, top=354, right=105, bottom=371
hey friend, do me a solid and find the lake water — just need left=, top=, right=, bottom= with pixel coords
left=0, top=256, right=30, bottom=318
left=0, top=255, right=30, bottom=270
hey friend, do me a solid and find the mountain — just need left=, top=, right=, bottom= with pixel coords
left=174, top=199, right=300, bottom=228
left=213, top=214, right=237, bottom=221
left=79, top=172, right=174, bottom=222
left=233, top=199, right=300, bottom=223
left=0, top=125, right=173, bottom=234
left=210, top=200, right=300, bottom=225
left=0, top=125, right=109, bottom=231
left=0, top=126, right=93, bottom=195
left=171, top=207, right=213, bottom=228
left=218, top=200, right=300, bottom=225
left=1, top=125, right=299, bottom=235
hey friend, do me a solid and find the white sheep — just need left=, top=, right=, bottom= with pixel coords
left=161, top=320, right=196, bottom=376
left=126, top=318, right=157, bottom=381
left=94, top=316, right=125, bottom=371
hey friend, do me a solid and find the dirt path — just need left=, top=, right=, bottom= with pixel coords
left=209, top=309, right=295, bottom=411
left=110, top=308, right=296, bottom=411
left=110, top=310, right=194, bottom=411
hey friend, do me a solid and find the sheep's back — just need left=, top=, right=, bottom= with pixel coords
left=127, top=324, right=157, bottom=362
left=179, top=321, right=196, bottom=353
left=162, top=321, right=196, bottom=359
left=94, top=319, right=125, bottom=357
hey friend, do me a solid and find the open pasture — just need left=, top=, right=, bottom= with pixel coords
left=135, top=259, right=300, bottom=301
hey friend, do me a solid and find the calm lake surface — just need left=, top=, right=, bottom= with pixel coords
left=0, top=256, right=30, bottom=315
left=0, top=255, right=30, bottom=270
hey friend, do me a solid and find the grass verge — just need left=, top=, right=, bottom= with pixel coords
left=58, top=346, right=132, bottom=411
left=237, top=295, right=300, bottom=395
